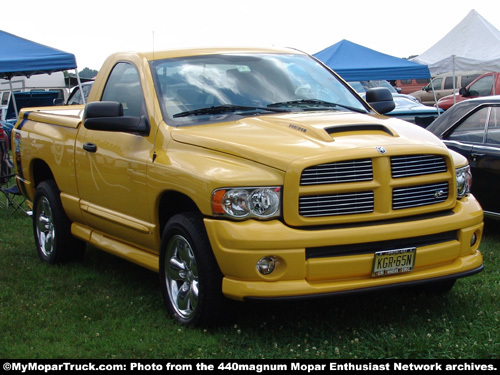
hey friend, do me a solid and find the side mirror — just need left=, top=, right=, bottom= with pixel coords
left=365, top=88, right=396, bottom=114
left=53, top=98, right=64, bottom=106
left=84, top=101, right=150, bottom=135
left=459, top=87, right=468, bottom=96
left=85, top=101, right=123, bottom=117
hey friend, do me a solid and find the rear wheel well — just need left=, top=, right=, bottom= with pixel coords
left=32, top=159, right=55, bottom=187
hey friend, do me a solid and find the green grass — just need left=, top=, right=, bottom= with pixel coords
left=0, top=204, right=498, bottom=359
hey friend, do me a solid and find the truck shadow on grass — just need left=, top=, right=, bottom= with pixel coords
left=79, top=243, right=483, bottom=333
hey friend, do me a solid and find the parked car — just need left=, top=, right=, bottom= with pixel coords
left=427, top=96, right=500, bottom=219
left=349, top=80, right=442, bottom=126
left=54, top=81, right=94, bottom=106
left=389, top=94, right=443, bottom=127
left=437, top=72, right=500, bottom=110
left=410, top=71, right=485, bottom=105
left=0, top=71, right=69, bottom=112
left=0, top=90, right=61, bottom=140
left=396, top=78, right=430, bottom=94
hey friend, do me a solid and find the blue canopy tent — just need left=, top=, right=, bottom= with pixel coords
left=0, top=30, right=77, bottom=78
left=313, top=39, right=431, bottom=81
left=0, top=30, right=83, bottom=116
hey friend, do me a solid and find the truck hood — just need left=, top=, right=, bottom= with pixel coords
left=170, top=111, right=447, bottom=171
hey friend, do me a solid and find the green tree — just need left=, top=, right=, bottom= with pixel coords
left=79, top=67, right=98, bottom=79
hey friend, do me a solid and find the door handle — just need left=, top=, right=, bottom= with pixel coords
left=471, top=152, right=485, bottom=161
left=83, top=142, right=97, bottom=153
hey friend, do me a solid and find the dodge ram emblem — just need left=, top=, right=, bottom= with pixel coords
left=376, top=146, right=386, bottom=154
left=434, top=190, right=445, bottom=199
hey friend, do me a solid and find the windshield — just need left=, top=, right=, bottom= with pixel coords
left=150, top=53, right=368, bottom=126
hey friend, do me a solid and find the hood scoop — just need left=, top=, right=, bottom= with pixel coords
left=325, top=123, right=396, bottom=137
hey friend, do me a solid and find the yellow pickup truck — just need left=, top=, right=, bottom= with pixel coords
left=12, top=47, right=484, bottom=326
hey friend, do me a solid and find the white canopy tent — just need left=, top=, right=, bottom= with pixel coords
left=413, top=9, right=500, bottom=76
left=412, top=9, right=500, bottom=105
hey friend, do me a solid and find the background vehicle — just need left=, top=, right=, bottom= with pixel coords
left=437, top=72, right=500, bottom=110
left=63, top=81, right=93, bottom=105
left=427, top=96, right=500, bottom=219
left=389, top=94, right=443, bottom=127
left=410, top=71, right=485, bottom=105
left=0, top=72, right=69, bottom=115
left=349, top=80, right=442, bottom=126
left=1, top=90, right=60, bottom=141
left=396, top=78, right=430, bottom=94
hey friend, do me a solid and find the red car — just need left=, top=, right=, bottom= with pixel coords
left=437, top=72, right=500, bottom=110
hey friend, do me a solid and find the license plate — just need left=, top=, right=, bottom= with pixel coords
left=372, top=247, right=416, bottom=276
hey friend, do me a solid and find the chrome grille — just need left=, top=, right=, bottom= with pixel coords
left=391, top=155, right=447, bottom=178
left=299, top=191, right=374, bottom=217
left=300, top=159, right=373, bottom=185
left=297, top=154, right=450, bottom=219
left=393, top=182, right=449, bottom=210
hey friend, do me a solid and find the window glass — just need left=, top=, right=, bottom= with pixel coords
left=444, top=76, right=458, bottom=90
left=448, top=107, right=488, bottom=143
left=102, top=63, right=145, bottom=117
left=1, top=92, right=10, bottom=105
left=461, top=74, right=481, bottom=87
left=68, top=84, right=93, bottom=105
left=468, top=75, right=494, bottom=97
left=486, top=106, right=500, bottom=145
left=67, top=89, right=82, bottom=105
left=429, top=78, right=442, bottom=90
left=151, top=53, right=368, bottom=126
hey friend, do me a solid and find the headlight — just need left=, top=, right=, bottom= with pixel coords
left=456, top=165, right=472, bottom=198
left=212, top=187, right=281, bottom=219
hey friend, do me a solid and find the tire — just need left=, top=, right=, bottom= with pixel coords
left=33, top=180, right=85, bottom=264
left=159, top=212, right=224, bottom=326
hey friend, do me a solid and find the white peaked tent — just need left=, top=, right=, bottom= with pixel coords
left=413, top=9, right=500, bottom=75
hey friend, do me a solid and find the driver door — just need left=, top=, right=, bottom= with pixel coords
left=75, top=62, right=156, bottom=251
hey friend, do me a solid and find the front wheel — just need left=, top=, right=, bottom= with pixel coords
left=33, top=180, right=85, bottom=264
left=159, top=212, right=224, bottom=326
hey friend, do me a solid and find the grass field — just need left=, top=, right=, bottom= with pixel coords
left=0, top=203, right=498, bottom=359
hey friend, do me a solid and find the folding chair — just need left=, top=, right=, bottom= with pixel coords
left=1, top=178, right=31, bottom=217
left=0, top=123, right=10, bottom=183
left=0, top=125, right=31, bottom=217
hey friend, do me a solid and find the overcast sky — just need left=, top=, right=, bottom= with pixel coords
left=3, top=0, right=499, bottom=71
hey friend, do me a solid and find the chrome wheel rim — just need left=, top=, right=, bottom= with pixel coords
left=165, top=234, right=199, bottom=320
left=35, top=196, right=55, bottom=258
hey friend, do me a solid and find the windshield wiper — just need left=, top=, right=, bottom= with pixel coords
left=268, top=99, right=366, bottom=113
left=173, top=104, right=288, bottom=118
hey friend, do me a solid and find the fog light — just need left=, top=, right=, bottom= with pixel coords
left=471, top=233, right=477, bottom=247
left=257, top=256, right=277, bottom=275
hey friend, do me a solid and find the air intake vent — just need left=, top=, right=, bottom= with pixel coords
left=391, top=155, right=447, bottom=178
left=299, top=191, right=374, bottom=217
left=301, top=159, right=373, bottom=185
left=393, top=182, right=449, bottom=210
left=325, top=124, right=395, bottom=136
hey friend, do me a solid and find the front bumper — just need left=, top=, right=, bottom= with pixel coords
left=204, top=196, right=484, bottom=301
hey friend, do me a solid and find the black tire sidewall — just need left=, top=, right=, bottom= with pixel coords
left=33, top=180, right=74, bottom=264
left=159, top=212, right=223, bottom=326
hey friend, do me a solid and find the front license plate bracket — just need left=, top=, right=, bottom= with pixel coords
left=372, top=247, right=416, bottom=277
